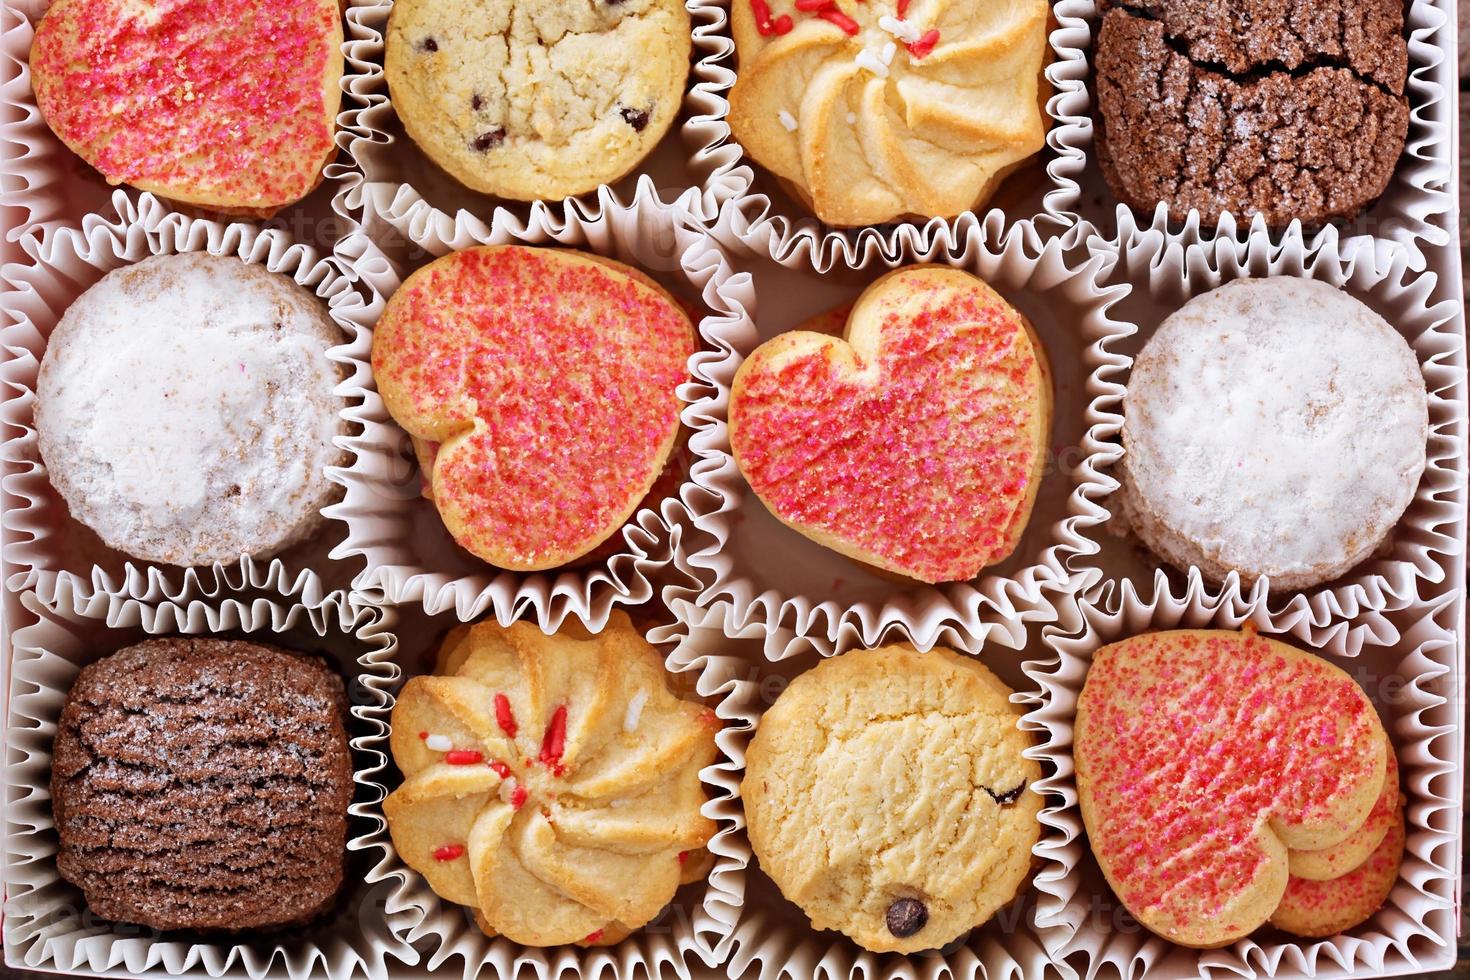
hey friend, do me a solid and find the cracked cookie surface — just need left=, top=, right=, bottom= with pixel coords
left=386, top=0, right=691, bottom=201
left=1094, top=2, right=1409, bottom=228
left=743, top=645, right=1042, bottom=953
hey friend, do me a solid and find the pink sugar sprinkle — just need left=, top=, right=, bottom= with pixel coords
left=31, top=0, right=338, bottom=207
left=730, top=278, right=1040, bottom=583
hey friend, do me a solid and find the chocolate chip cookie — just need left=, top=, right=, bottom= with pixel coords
left=742, top=645, right=1042, bottom=953
left=51, top=638, right=353, bottom=931
left=1094, top=0, right=1410, bottom=228
left=385, top=0, right=691, bottom=201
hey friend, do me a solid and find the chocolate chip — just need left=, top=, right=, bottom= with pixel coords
left=886, top=898, right=928, bottom=938
left=984, top=781, right=1026, bottom=806
left=619, top=106, right=650, bottom=132
left=420, top=37, right=438, bottom=52
left=471, top=128, right=506, bottom=152
left=471, top=94, right=484, bottom=111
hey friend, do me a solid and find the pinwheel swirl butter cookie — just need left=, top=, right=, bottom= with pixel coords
left=744, top=645, right=1043, bottom=953
left=728, top=0, right=1050, bottom=225
left=1075, top=629, right=1388, bottom=948
left=728, top=266, right=1051, bottom=584
left=386, top=0, right=691, bottom=200
left=383, top=613, right=719, bottom=947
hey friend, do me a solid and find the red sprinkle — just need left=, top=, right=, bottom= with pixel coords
left=584, top=929, right=605, bottom=944
left=445, top=750, right=484, bottom=766
left=432, top=844, right=465, bottom=862
left=794, top=0, right=831, bottom=10
left=494, top=693, right=518, bottom=739
left=771, top=13, right=794, bottom=34
left=750, top=0, right=775, bottom=34
left=897, top=0, right=910, bottom=16
left=489, top=760, right=512, bottom=779
left=906, top=28, right=941, bottom=58
left=539, top=705, right=568, bottom=774
left=818, top=7, right=861, bottom=35
left=417, top=731, right=429, bottom=740
left=677, top=851, right=689, bottom=865
left=510, top=785, right=529, bottom=810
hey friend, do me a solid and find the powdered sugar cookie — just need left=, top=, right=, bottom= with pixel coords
left=1075, top=628, right=1387, bottom=948
left=728, top=266, right=1051, bottom=584
left=1289, top=735, right=1400, bottom=881
left=30, top=0, right=343, bottom=217
left=1121, top=278, right=1428, bottom=590
left=35, top=253, right=346, bottom=566
left=1271, top=800, right=1406, bottom=938
left=371, top=246, right=693, bottom=571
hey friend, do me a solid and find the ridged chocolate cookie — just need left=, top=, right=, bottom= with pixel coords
left=51, top=638, right=353, bottom=932
left=1094, top=0, right=1409, bottom=228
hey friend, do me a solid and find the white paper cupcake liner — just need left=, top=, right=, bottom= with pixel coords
left=1077, top=227, right=1467, bottom=657
left=364, top=599, right=745, bottom=979
left=325, top=201, right=749, bottom=626
left=2, top=584, right=416, bottom=979
left=0, top=190, right=375, bottom=611
left=1026, top=584, right=1464, bottom=979
left=1045, top=0, right=1455, bottom=271
left=662, top=588, right=1084, bottom=980
left=679, top=209, right=1128, bottom=661
left=0, top=0, right=361, bottom=249
left=334, top=0, right=746, bottom=246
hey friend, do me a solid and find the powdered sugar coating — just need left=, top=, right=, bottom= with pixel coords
left=1121, top=278, right=1428, bottom=590
left=29, top=0, right=343, bottom=214
left=36, top=253, right=346, bottom=566
left=1074, top=629, right=1387, bottom=947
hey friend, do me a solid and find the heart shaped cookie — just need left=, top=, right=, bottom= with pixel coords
left=30, top=0, right=343, bottom=216
left=372, top=246, right=693, bottom=571
left=728, top=266, right=1051, bottom=584
left=1075, top=629, right=1388, bottom=948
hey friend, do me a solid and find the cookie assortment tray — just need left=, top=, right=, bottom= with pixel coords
left=0, top=1, right=1465, bottom=979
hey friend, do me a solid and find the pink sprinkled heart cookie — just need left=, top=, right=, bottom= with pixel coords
left=372, top=246, right=694, bottom=571
left=30, top=0, right=344, bottom=217
left=1271, top=799, right=1405, bottom=938
left=1075, top=629, right=1387, bottom=948
left=728, top=266, right=1052, bottom=584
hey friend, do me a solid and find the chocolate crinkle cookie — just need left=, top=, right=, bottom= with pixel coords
left=50, top=638, right=354, bottom=932
left=1094, top=0, right=1410, bottom=228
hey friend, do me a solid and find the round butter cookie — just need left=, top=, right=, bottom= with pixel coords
left=35, top=253, right=347, bottom=567
left=371, top=246, right=693, bottom=571
left=383, top=612, right=718, bottom=947
left=1121, top=278, right=1428, bottom=591
left=385, top=0, right=691, bottom=201
left=728, top=266, right=1052, bottom=584
left=1075, top=629, right=1387, bottom=948
left=728, top=0, right=1049, bottom=226
left=1271, top=801, right=1405, bottom=938
left=30, top=0, right=343, bottom=217
left=743, top=645, right=1042, bottom=954
left=52, top=638, right=352, bottom=931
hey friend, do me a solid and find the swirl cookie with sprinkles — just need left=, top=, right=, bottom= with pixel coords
left=30, top=0, right=344, bottom=217
left=382, top=612, right=718, bottom=947
left=728, top=266, right=1051, bottom=584
left=1074, top=629, right=1388, bottom=948
left=728, top=0, right=1049, bottom=225
left=385, top=0, right=691, bottom=201
left=743, top=645, right=1043, bottom=953
left=371, top=246, right=694, bottom=571
left=1120, top=278, right=1428, bottom=591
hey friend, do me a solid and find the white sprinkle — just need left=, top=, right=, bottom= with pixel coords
left=855, top=49, right=890, bottom=77
left=624, top=689, right=650, bottom=732
left=778, top=109, right=799, bottom=132
left=498, top=778, right=519, bottom=805
left=878, top=15, right=921, bottom=43
left=425, top=733, right=453, bottom=753
left=846, top=112, right=857, bottom=125
left=880, top=41, right=897, bottom=65
left=610, top=798, right=633, bottom=809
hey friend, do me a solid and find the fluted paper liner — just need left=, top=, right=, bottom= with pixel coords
left=661, top=589, right=1083, bottom=980
left=1026, top=582, right=1463, bottom=978
left=361, top=600, right=744, bottom=980
left=2, top=585, right=415, bottom=979
left=1079, top=227, right=1466, bottom=657
left=0, top=0, right=360, bottom=247
left=0, top=190, right=373, bottom=609
left=336, top=0, right=746, bottom=245
left=325, top=201, right=748, bottom=626
left=1045, top=0, right=1455, bottom=269
left=678, top=212, right=1125, bottom=660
